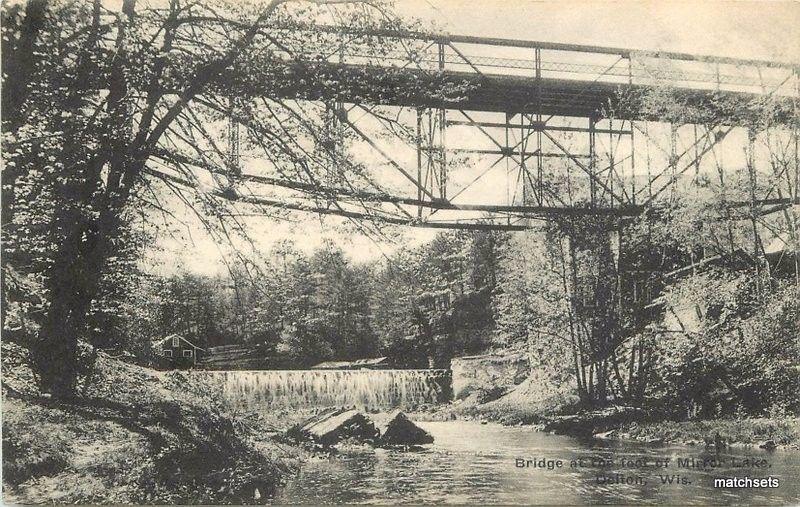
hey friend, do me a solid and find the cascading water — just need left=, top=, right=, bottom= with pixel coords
left=199, top=369, right=452, bottom=410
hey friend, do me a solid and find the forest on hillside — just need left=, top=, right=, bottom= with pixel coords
left=96, top=232, right=502, bottom=369
left=67, top=195, right=800, bottom=419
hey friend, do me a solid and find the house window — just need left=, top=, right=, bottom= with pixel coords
left=163, top=349, right=173, bottom=357
left=172, top=336, right=180, bottom=347
left=182, top=349, right=193, bottom=358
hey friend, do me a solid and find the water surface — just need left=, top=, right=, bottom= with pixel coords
left=277, top=420, right=800, bottom=504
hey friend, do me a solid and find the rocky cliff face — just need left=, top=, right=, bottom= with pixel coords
left=450, top=353, right=529, bottom=401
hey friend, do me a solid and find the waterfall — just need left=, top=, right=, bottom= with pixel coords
left=198, top=369, right=451, bottom=410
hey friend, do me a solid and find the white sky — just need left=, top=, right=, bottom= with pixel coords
left=152, top=0, right=800, bottom=276
left=398, top=1, right=799, bottom=63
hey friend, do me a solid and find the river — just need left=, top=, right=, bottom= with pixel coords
left=277, top=420, right=800, bottom=505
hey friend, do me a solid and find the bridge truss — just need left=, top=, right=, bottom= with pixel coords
left=155, top=28, right=799, bottom=234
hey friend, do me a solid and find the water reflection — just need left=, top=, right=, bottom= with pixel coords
left=277, top=421, right=800, bottom=504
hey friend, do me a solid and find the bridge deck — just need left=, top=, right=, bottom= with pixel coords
left=247, top=28, right=798, bottom=122
left=256, top=62, right=795, bottom=125
left=263, top=62, right=794, bottom=122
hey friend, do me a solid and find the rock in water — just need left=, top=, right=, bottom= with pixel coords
left=289, top=409, right=378, bottom=446
left=296, top=407, right=346, bottom=432
left=286, top=407, right=343, bottom=441
left=377, top=410, right=434, bottom=446
left=593, top=430, right=616, bottom=440
left=759, top=439, right=777, bottom=450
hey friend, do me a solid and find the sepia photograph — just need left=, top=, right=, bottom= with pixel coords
left=1, top=0, right=799, bottom=504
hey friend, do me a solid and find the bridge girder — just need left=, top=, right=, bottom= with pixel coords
left=209, top=30, right=800, bottom=231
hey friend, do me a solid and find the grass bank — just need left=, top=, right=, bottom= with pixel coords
left=1, top=341, right=301, bottom=504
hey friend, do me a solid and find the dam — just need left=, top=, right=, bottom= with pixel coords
left=199, top=369, right=452, bottom=411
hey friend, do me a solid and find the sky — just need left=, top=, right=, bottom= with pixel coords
left=153, top=0, right=800, bottom=276
left=397, top=1, right=799, bottom=63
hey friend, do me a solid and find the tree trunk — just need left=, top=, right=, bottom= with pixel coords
left=31, top=190, right=122, bottom=396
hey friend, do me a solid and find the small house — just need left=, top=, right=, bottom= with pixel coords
left=154, top=333, right=205, bottom=368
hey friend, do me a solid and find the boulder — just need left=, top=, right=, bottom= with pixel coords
left=377, top=410, right=434, bottom=446
left=288, top=408, right=379, bottom=446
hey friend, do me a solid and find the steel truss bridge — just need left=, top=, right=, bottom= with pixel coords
left=208, top=29, right=800, bottom=232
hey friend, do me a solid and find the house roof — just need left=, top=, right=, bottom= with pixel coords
left=155, top=333, right=205, bottom=351
left=310, top=360, right=350, bottom=370
left=310, top=357, right=388, bottom=370
left=351, top=357, right=388, bottom=367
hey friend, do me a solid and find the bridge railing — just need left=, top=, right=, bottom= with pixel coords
left=268, top=26, right=799, bottom=98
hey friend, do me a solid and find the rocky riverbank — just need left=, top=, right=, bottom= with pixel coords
left=436, top=401, right=799, bottom=451
left=404, top=371, right=800, bottom=451
left=604, top=417, right=800, bottom=450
